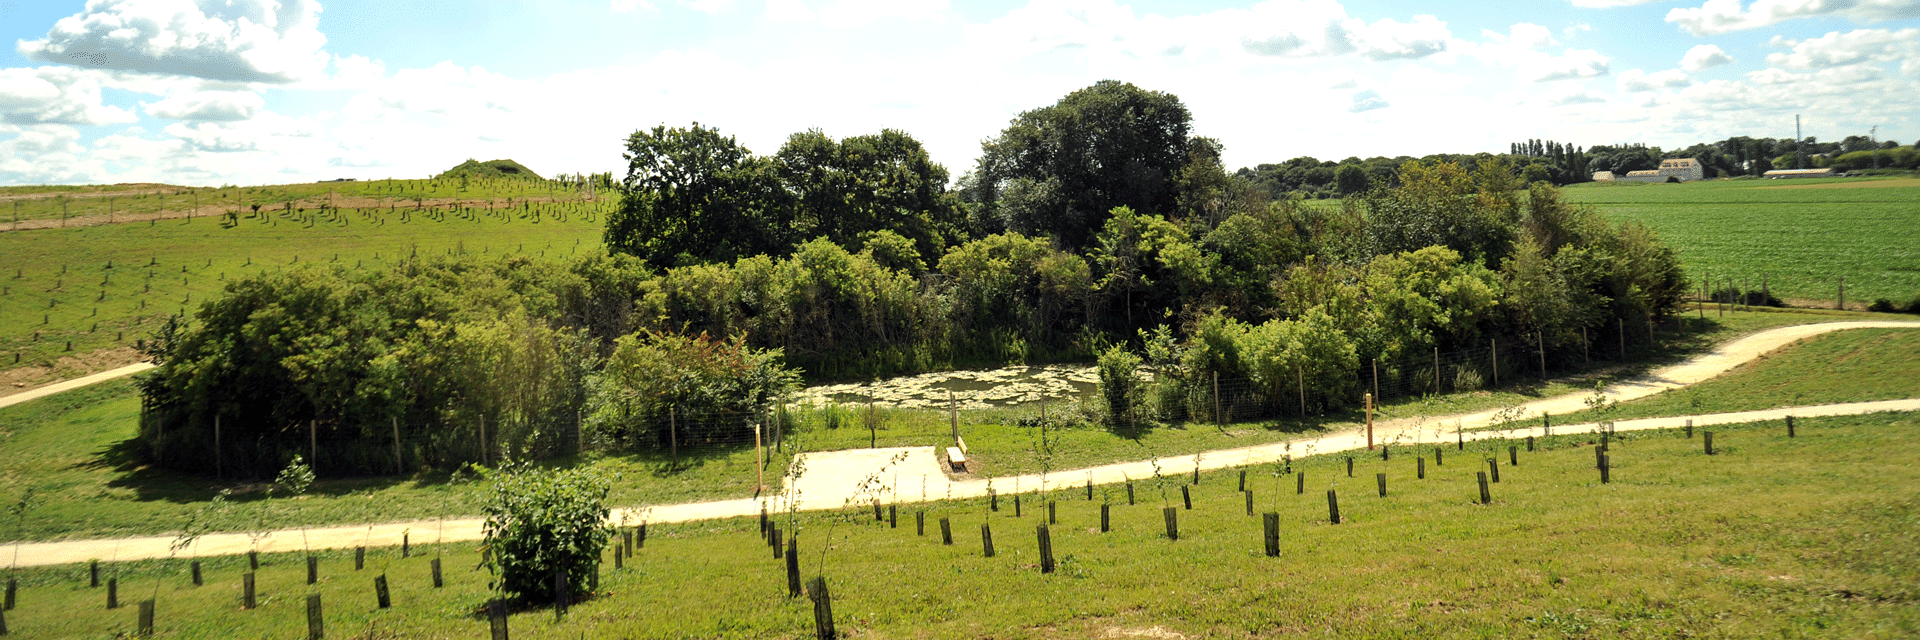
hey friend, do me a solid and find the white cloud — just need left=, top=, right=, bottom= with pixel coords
left=1618, top=68, right=1692, bottom=91
left=1545, top=89, right=1607, bottom=106
left=146, top=90, right=265, bottom=121
left=1349, top=89, right=1388, bottom=112
left=0, top=66, right=138, bottom=125
left=1681, top=44, right=1735, bottom=71
left=1522, top=48, right=1612, bottom=81
left=17, top=0, right=328, bottom=83
left=766, top=0, right=949, bottom=28
left=1569, top=0, right=1662, bottom=7
left=0, top=125, right=99, bottom=184
left=1351, top=15, right=1450, bottom=60
left=1765, top=28, right=1920, bottom=69
left=1667, top=0, right=1920, bottom=36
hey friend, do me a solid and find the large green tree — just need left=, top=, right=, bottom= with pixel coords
left=605, top=123, right=793, bottom=267
left=774, top=128, right=964, bottom=262
left=969, top=80, right=1196, bottom=249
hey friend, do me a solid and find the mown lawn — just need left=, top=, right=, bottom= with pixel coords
left=3, top=411, right=1915, bottom=638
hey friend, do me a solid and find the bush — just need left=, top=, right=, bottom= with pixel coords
left=1868, top=296, right=1920, bottom=315
left=1096, top=344, right=1142, bottom=432
left=482, top=463, right=612, bottom=604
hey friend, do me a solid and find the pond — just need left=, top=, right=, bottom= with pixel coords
left=793, top=364, right=1100, bottom=411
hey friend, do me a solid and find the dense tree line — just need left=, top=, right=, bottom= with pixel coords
left=142, top=80, right=1695, bottom=477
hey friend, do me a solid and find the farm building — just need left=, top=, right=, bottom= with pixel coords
left=1617, top=158, right=1705, bottom=183
left=1763, top=168, right=1841, bottom=179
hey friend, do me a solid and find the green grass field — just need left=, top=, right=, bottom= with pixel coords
left=0, top=176, right=595, bottom=225
left=0, top=195, right=611, bottom=379
left=0, top=306, right=1902, bottom=543
left=1564, top=176, right=1920, bottom=305
left=3, top=411, right=1915, bottom=638
left=1559, top=326, right=1920, bottom=425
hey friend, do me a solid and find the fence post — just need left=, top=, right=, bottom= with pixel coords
left=1618, top=318, right=1626, bottom=359
left=1214, top=372, right=1222, bottom=426
left=1490, top=338, right=1498, bottom=387
left=1538, top=332, right=1546, bottom=378
left=392, top=417, right=403, bottom=474
left=1364, top=393, right=1374, bottom=450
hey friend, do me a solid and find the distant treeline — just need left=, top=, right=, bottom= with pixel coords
left=139, top=80, right=1691, bottom=477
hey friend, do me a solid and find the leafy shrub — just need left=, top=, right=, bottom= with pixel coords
left=1868, top=296, right=1920, bottom=314
left=482, top=463, right=611, bottom=604
left=1096, top=344, right=1142, bottom=432
left=586, top=330, right=800, bottom=448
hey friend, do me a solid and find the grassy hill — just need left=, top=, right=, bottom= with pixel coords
left=436, top=158, right=544, bottom=181
left=0, top=177, right=613, bottom=389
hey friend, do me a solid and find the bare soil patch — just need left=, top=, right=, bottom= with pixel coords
left=0, top=345, right=144, bottom=398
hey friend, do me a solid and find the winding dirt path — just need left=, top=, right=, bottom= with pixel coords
left=4, top=320, right=1917, bottom=567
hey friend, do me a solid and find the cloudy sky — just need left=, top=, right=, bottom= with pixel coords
left=2, top=0, right=1916, bottom=186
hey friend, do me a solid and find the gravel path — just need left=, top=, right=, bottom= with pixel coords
left=5, top=320, right=1916, bottom=567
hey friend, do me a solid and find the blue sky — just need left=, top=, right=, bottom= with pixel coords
left=2, top=0, right=1916, bottom=186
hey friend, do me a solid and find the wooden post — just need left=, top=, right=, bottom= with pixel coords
left=1490, top=338, right=1498, bottom=387
left=1537, top=332, right=1546, bottom=377
left=1297, top=365, right=1305, bottom=417
left=1434, top=346, right=1441, bottom=392
left=309, top=419, right=317, bottom=472
left=1162, top=507, right=1179, bottom=540
left=1477, top=472, right=1490, bottom=504
left=1326, top=490, right=1341, bottom=524
left=1213, top=372, right=1222, bottom=426
left=1618, top=317, right=1626, bottom=359
left=392, top=417, right=402, bottom=474
left=754, top=422, right=765, bottom=493
left=478, top=416, right=487, bottom=466
left=1376, top=473, right=1386, bottom=498
left=1364, top=393, right=1374, bottom=449
left=956, top=388, right=967, bottom=443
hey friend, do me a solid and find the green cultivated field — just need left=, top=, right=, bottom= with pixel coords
left=0, top=177, right=593, bottom=225
left=2, top=412, right=1915, bottom=638
left=0, top=192, right=611, bottom=378
left=1563, top=177, right=1920, bottom=305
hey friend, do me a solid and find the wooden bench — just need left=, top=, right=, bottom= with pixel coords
left=946, top=447, right=968, bottom=472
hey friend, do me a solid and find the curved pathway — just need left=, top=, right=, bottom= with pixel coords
left=5, top=321, right=1917, bottom=567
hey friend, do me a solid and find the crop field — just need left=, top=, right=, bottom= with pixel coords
left=1563, top=176, right=1920, bottom=306
left=2, top=411, right=1915, bottom=638
left=0, top=191, right=612, bottom=386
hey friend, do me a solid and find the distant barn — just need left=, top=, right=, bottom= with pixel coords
left=1617, top=158, right=1705, bottom=183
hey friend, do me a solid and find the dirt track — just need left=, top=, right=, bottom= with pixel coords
left=3, top=320, right=1917, bottom=567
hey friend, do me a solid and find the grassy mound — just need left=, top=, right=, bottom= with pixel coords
left=436, top=158, right=543, bottom=181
